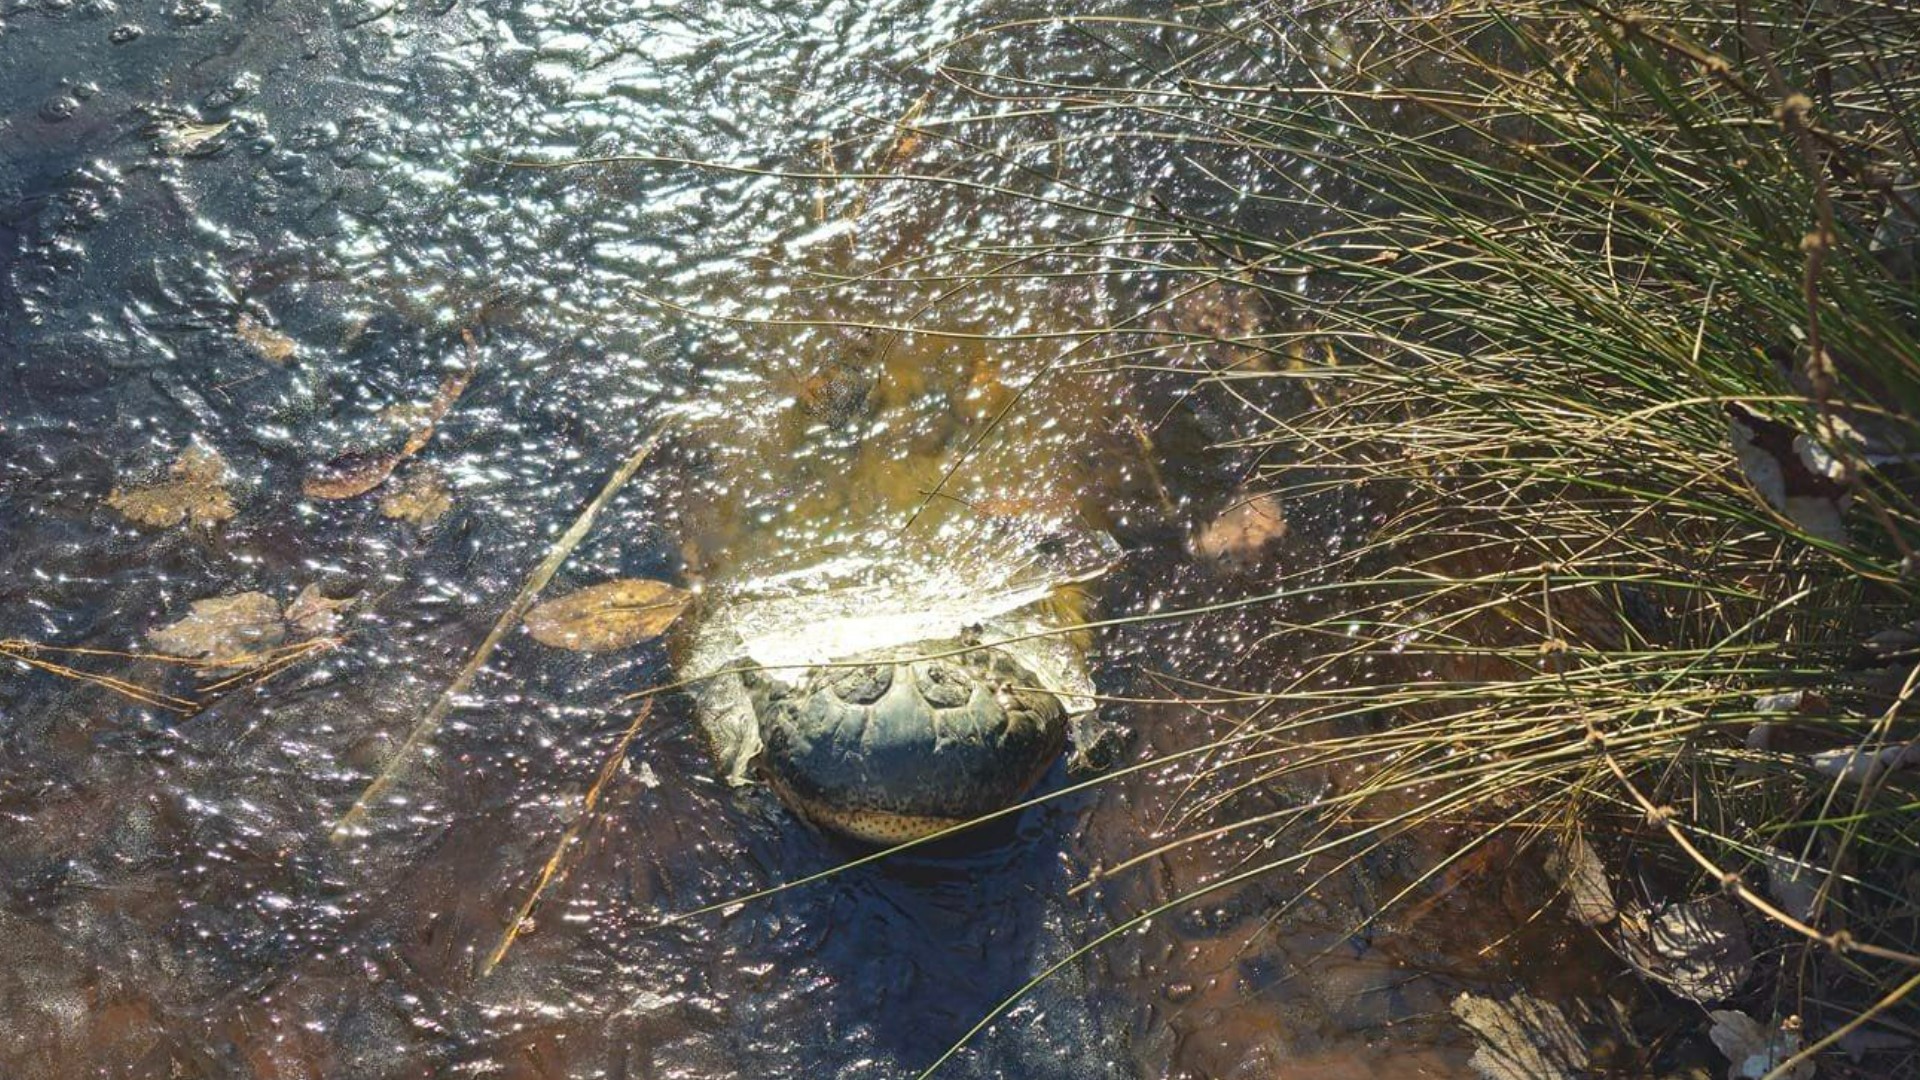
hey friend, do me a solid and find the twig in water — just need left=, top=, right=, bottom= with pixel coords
left=482, top=698, right=655, bottom=977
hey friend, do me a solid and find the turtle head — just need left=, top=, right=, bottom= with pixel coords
left=750, top=644, right=1067, bottom=844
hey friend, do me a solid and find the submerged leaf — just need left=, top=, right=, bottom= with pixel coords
left=304, top=348, right=477, bottom=500
left=149, top=592, right=287, bottom=660
left=1707, top=1011, right=1812, bottom=1080
left=378, top=467, right=454, bottom=527
left=1452, top=991, right=1586, bottom=1080
left=284, top=584, right=352, bottom=637
left=1620, top=896, right=1752, bottom=1004
left=1545, top=832, right=1617, bottom=927
left=107, top=442, right=237, bottom=529
left=1193, top=492, right=1288, bottom=573
left=235, top=312, right=297, bottom=364
left=303, top=449, right=403, bottom=500
left=524, top=579, right=692, bottom=652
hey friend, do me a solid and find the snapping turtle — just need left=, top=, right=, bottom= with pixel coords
left=684, top=526, right=1117, bottom=844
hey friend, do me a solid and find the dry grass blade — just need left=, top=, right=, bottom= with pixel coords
left=0, top=639, right=200, bottom=712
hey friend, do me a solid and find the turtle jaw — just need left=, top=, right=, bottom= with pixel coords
left=759, top=770, right=973, bottom=845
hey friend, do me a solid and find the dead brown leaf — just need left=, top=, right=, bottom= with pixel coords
left=155, top=118, right=232, bottom=156
left=524, top=579, right=691, bottom=652
left=235, top=313, right=297, bottom=364
left=1545, top=832, right=1617, bottom=927
left=304, top=333, right=478, bottom=501
left=1193, top=492, right=1288, bottom=572
left=108, top=442, right=237, bottom=529
left=148, top=592, right=287, bottom=661
left=1453, top=991, right=1586, bottom=1080
left=284, top=584, right=352, bottom=637
left=379, top=467, right=453, bottom=527
left=303, top=449, right=403, bottom=500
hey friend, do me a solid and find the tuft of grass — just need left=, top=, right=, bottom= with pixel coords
left=886, top=0, right=1920, bottom=1071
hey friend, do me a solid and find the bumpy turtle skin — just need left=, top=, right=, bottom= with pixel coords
left=752, top=644, right=1067, bottom=843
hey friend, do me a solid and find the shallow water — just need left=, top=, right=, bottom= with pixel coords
left=2, top=2, right=1608, bottom=1077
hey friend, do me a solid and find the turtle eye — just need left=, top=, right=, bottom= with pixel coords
left=827, top=664, right=892, bottom=705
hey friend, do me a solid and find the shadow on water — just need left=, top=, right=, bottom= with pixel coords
left=0, top=0, right=1629, bottom=1076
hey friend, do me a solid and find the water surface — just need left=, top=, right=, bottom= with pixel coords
left=1, top=2, right=1606, bottom=1076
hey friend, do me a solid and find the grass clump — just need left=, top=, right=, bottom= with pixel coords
left=912, top=0, right=1920, bottom=1069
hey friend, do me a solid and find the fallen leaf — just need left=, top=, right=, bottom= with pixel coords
left=303, top=449, right=403, bottom=500
left=1808, top=740, right=1920, bottom=786
left=1707, top=1011, right=1813, bottom=1080
left=236, top=313, right=297, bottom=364
left=1193, top=492, right=1288, bottom=572
left=1837, top=1026, right=1912, bottom=1062
left=1753, top=689, right=1829, bottom=715
left=1871, top=181, right=1920, bottom=281
left=149, top=592, right=287, bottom=661
left=1619, top=896, right=1752, bottom=1003
left=107, top=442, right=237, bottom=529
left=304, top=340, right=477, bottom=501
left=378, top=467, right=453, bottom=527
left=1760, top=847, right=1827, bottom=924
left=1452, top=991, right=1586, bottom=1080
left=1864, top=620, right=1920, bottom=661
left=1726, top=402, right=1851, bottom=545
left=284, top=584, right=351, bottom=637
left=524, top=579, right=691, bottom=652
left=155, top=117, right=232, bottom=156
left=797, top=358, right=874, bottom=424
left=1545, top=831, right=1617, bottom=926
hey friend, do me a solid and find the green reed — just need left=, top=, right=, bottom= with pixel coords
left=872, top=0, right=1920, bottom=1071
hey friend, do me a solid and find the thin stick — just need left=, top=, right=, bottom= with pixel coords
left=481, top=698, right=654, bottom=978
left=330, top=425, right=669, bottom=842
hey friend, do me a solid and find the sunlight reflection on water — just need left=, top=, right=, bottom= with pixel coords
left=0, top=1, right=1611, bottom=1076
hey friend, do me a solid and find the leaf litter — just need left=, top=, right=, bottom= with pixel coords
left=148, top=586, right=355, bottom=670
left=235, top=312, right=297, bottom=364
left=378, top=466, right=454, bottom=527
left=1707, top=1011, right=1814, bottom=1080
left=523, top=579, right=692, bottom=652
left=1725, top=402, right=1852, bottom=545
left=1618, top=895, right=1753, bottom=1004
left=1544, top=831, right=1617, bottom=927
left=107, top=442, right=237, bottom=529
left=304, top=330, right=479, bottom=501
left=1453, top=991, right=1587, bottom=1080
